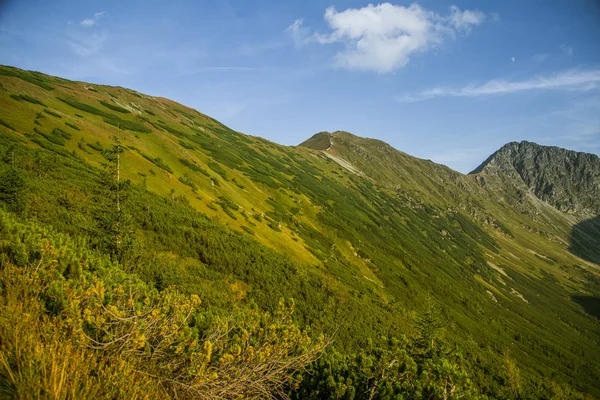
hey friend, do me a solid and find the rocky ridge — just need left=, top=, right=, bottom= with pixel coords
left=471, top=141, right=600, bottom=216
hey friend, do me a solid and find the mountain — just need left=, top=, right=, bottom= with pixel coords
left=471, top=140, right=600, bottom=216
left=0, top=65, right=599, bottom=399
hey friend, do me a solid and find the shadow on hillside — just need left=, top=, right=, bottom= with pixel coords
left=572, top=295, right=600, bottom=320
left=568, top=215, right=600, bottom=265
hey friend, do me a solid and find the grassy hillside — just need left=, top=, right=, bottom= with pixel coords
left=0, top=65, right=599, bottom=398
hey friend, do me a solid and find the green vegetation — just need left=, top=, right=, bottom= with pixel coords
left=10, top=93, right=46, bottom=106
left=179, top=158, right=210, bottom=176
left=65, top=121, right=81, bottom=130
left=103, top=116, right=151, bottom=133
left=33, top=127, right=66, bottom=146
left=217, top=195, right=239, bottom=219
left=88, top=141, right=104, bottom=152
left=156, top=120, right=186, bottom=137
left=0, top=211, right=325, bottom=399
left=58, top=97, right=109, bottom=116
left=0, top=65, right=55, bottom=90
left=0, top=65, right=598, bottom=399
left=208, top=161, right=228, bottom=180
left=0, top=119, right=15, bottom=131
left=135, top=149, right=173, bottom=173
left=43, top=108, right=62, bottom=118
left=178, top=173, right=198, bottom=191
left=99, top=99, right=131, bottom=113
left=179, top=139, right=195, bottom=150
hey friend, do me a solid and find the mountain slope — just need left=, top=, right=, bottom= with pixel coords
left=1, top=65, right=599, bottom=398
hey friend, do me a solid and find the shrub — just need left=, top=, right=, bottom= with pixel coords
left=58, top=97, right=108, bottom=117
left=65, top=122, right=81, bottom=131
left=99, top=100, right=131, bottom=114
left=0, top=212, right=326, bottom=399
left=0, top=66, right=55, bottom=90
left=10, top=93, right=46, bottom=106
left=0, top=119, right=15, bottom=131
left=34, top=127, right=66, bottom=146
left=179, top=173, right=198, bottom=191
left=43, top=109, right=62, bottom=118
left=88, top=141, right=104, bottom=152
left=104, top=117, right=151, bottom=133
left=179, top=158, right=210, bottom=176
left=136, top=150, right=173, bottom=173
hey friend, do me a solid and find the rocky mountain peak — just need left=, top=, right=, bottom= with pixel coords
left=472, top=141, right=600, bottom=215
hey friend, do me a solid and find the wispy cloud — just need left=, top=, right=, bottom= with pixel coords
left=288, top=3, right=486, bottom=73
left=286, top=19, right=311, bottom=47
left=80, top=11, right=106, bottom=27
left=560, top=44, right=573, bottom=56
left=399, top=68, right=600, bottom=101
left=531, top=53, right=549, bottom=64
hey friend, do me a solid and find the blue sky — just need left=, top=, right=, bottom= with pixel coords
left=1, top=0, right=599, bottom=172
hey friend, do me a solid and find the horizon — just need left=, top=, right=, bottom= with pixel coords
left=1, top=0, right=599, bottom=173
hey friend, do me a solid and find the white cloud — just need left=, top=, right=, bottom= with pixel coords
left=511, top=57, right=515, bottom=63
left=286, top=19, right=312, bottom=46
left=399, top=69, right=600, bottom=101
left=80, top=11, right=106, bottom=27
left=447, top=6, right=485, bottom=32
left=289, top=3, right=485, bottom=73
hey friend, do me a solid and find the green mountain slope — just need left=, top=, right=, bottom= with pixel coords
left=1, top=65, right=599, bottom=398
